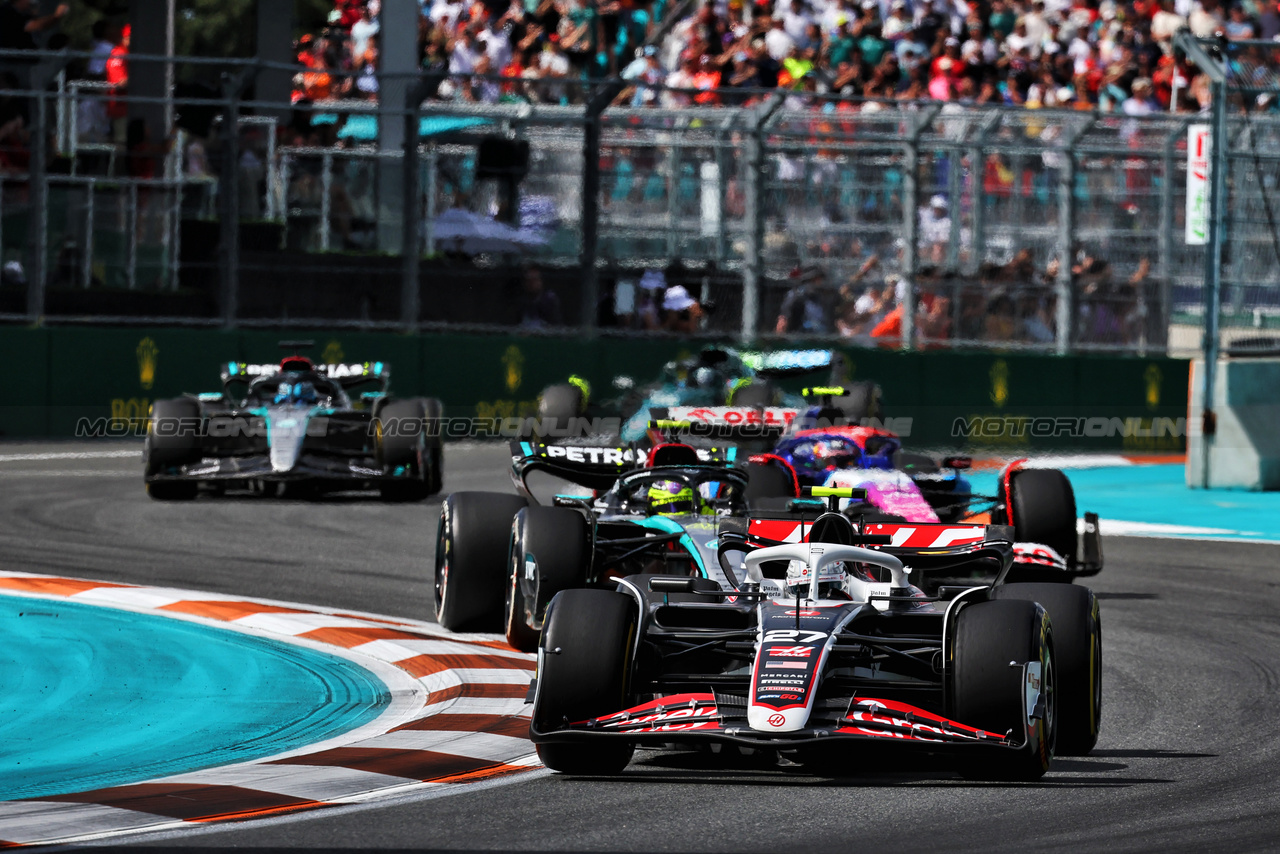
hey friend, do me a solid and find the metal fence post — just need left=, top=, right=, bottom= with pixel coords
left=218, top=70, right=254, bottom=328
left=401, top=75, right=438, bottom=332
left=581, top=80, right=624, bottom=330
left=29, top=87, right=47, bottom=322
left=900, top=105, right=939, bottom=351
left=1158, top=120, right=1188, bottom=352
left=81, top=180, right=95, bottom=288
left=1054, top=151, right=1075, bottom=354
left=127, top=182, right=138, bottom=290
left=742, top=95, right=783, bottom=342
left=320, top=152, right=332, bottom=252
left=946, top=146, right=962, bottom=271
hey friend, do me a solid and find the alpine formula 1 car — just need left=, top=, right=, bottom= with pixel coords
left=433, top=439, right=779, bottom=652
left=529, top=488, right=1103, bottom=781
left=144, top=342, right=443, bottom=501
left=655, top=389, right=1094, bottom=570
left=534, top=347, right=880, bottom=442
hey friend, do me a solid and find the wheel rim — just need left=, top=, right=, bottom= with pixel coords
left=504, top=558, right=521, bottom=637
left=1042, top=643, right=1057, bottom=756
left=434, top=510, right=449, bottom=617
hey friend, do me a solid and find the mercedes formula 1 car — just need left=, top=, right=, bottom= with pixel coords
left=529, top=488, right=1103, bottom=781
left=433, top=439, right=776, bottom=651
left=143, top=342, right=443, bottom=501
left=533, top=348, right=879, bottom=442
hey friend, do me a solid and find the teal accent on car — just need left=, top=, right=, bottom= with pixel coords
left=636, top=516, right=711, bottom=577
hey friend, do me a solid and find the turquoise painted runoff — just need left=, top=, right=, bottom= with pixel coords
left=969, top=463, right=1280, bottom=543
left=0, top=595, right=389, bottom=801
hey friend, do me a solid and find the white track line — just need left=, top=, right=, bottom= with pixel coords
left=0, top=450, right=140, bottom=463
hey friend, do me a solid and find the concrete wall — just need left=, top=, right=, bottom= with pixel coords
left=1187, top=358, right=1280, bottom=489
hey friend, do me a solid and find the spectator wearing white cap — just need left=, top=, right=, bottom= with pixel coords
left=919, top=194, right=951, bottom=264
left=661, top=284, right=703, bottom=333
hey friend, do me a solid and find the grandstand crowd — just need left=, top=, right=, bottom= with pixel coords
left=294, top=0, right=1268, bottom=111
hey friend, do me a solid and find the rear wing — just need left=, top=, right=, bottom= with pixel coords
left=649, top=406, right=801, bottom=441
left=220, top=361, right=391, bottom=389
left=510, top=439, right=740, bottom=496
left=740, top=349, right=844, bottom=379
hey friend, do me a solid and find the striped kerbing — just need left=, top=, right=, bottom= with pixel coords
left=0, top=572, right=538, bottom=848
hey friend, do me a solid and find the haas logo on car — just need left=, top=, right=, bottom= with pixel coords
left=767, top=646, right=813, bottom=658
left=784, top=609, right=824, bottom=617
left=767, top=714, right=786, bottom=727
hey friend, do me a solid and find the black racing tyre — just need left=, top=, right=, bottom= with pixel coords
left=950, top=598, right=1056, bottom=781
left=378, top=398, right=429, bottom=501
left=434, top=492, right=529, bottom=631
left=536, top=383, right=586, bottom=438
left=505, top=506, right=590, bottom=653
left=423, top=398, right=444, bottom=496
left=533, top=589, right=636, bottom=775
left=744, top=461, right=796, bottom=505
left=994, top=583, right=1101, bottom=756
left=146, top=398, right=202, bottom=472
left=728, top=381, right=778, bottom=408
left=145, top=398, right=202, bottom=501
left=1009, top=468, right=1078, bottom=561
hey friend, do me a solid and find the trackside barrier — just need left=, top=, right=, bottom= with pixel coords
left=0, top=327, right=1189, bottom=451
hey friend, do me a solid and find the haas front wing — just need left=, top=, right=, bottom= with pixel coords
left=531, top=603, right=1043, bottom=757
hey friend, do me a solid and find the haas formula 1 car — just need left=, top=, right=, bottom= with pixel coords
left=144, top=342, right=443, bottom=501
left=530, top=487, right=1103, bottom=781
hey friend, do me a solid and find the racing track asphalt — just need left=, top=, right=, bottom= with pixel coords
left=1, top=441, right=1278, bottom=854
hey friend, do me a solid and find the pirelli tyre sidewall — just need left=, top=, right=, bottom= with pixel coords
left=377, top=398, right=426, bottom=499
left=145, top=398, right=202, bottom=500
left=994, top=582, right=1101, bottom=756
left=1009, top=468, right=1079, bottom=562
left=533, top=588, right=637, bottom=775
left=950, top=598, right=1056, bottom=781
left=505, top=505, right=590, bottom=653
left=145, top=397, right=203, bottom=474
left=434, top=492, right=529, bottom=632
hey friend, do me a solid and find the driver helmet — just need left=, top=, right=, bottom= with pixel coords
left=783, top=558, right=848, bottom=600
left=274, top=380, right=319, bottom=405
left=812, top=439, right=858, bottom=469
left=647, top=480, right=699, bottom=516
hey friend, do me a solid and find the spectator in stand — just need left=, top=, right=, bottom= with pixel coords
left=516, top=265, right=563, bottom=328
left=776, top=266, right=831, bottom=334
left=0, top=0, right=68, bottom=53
left=351, top=6, right=380, bottom=59
left=662, top=284, right=703, bottom=332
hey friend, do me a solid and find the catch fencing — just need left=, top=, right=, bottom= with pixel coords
left=2, top=50, right=1277, bottom=355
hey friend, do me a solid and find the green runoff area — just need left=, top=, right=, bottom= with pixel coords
left=0, top=326, right=1189, bottom=452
